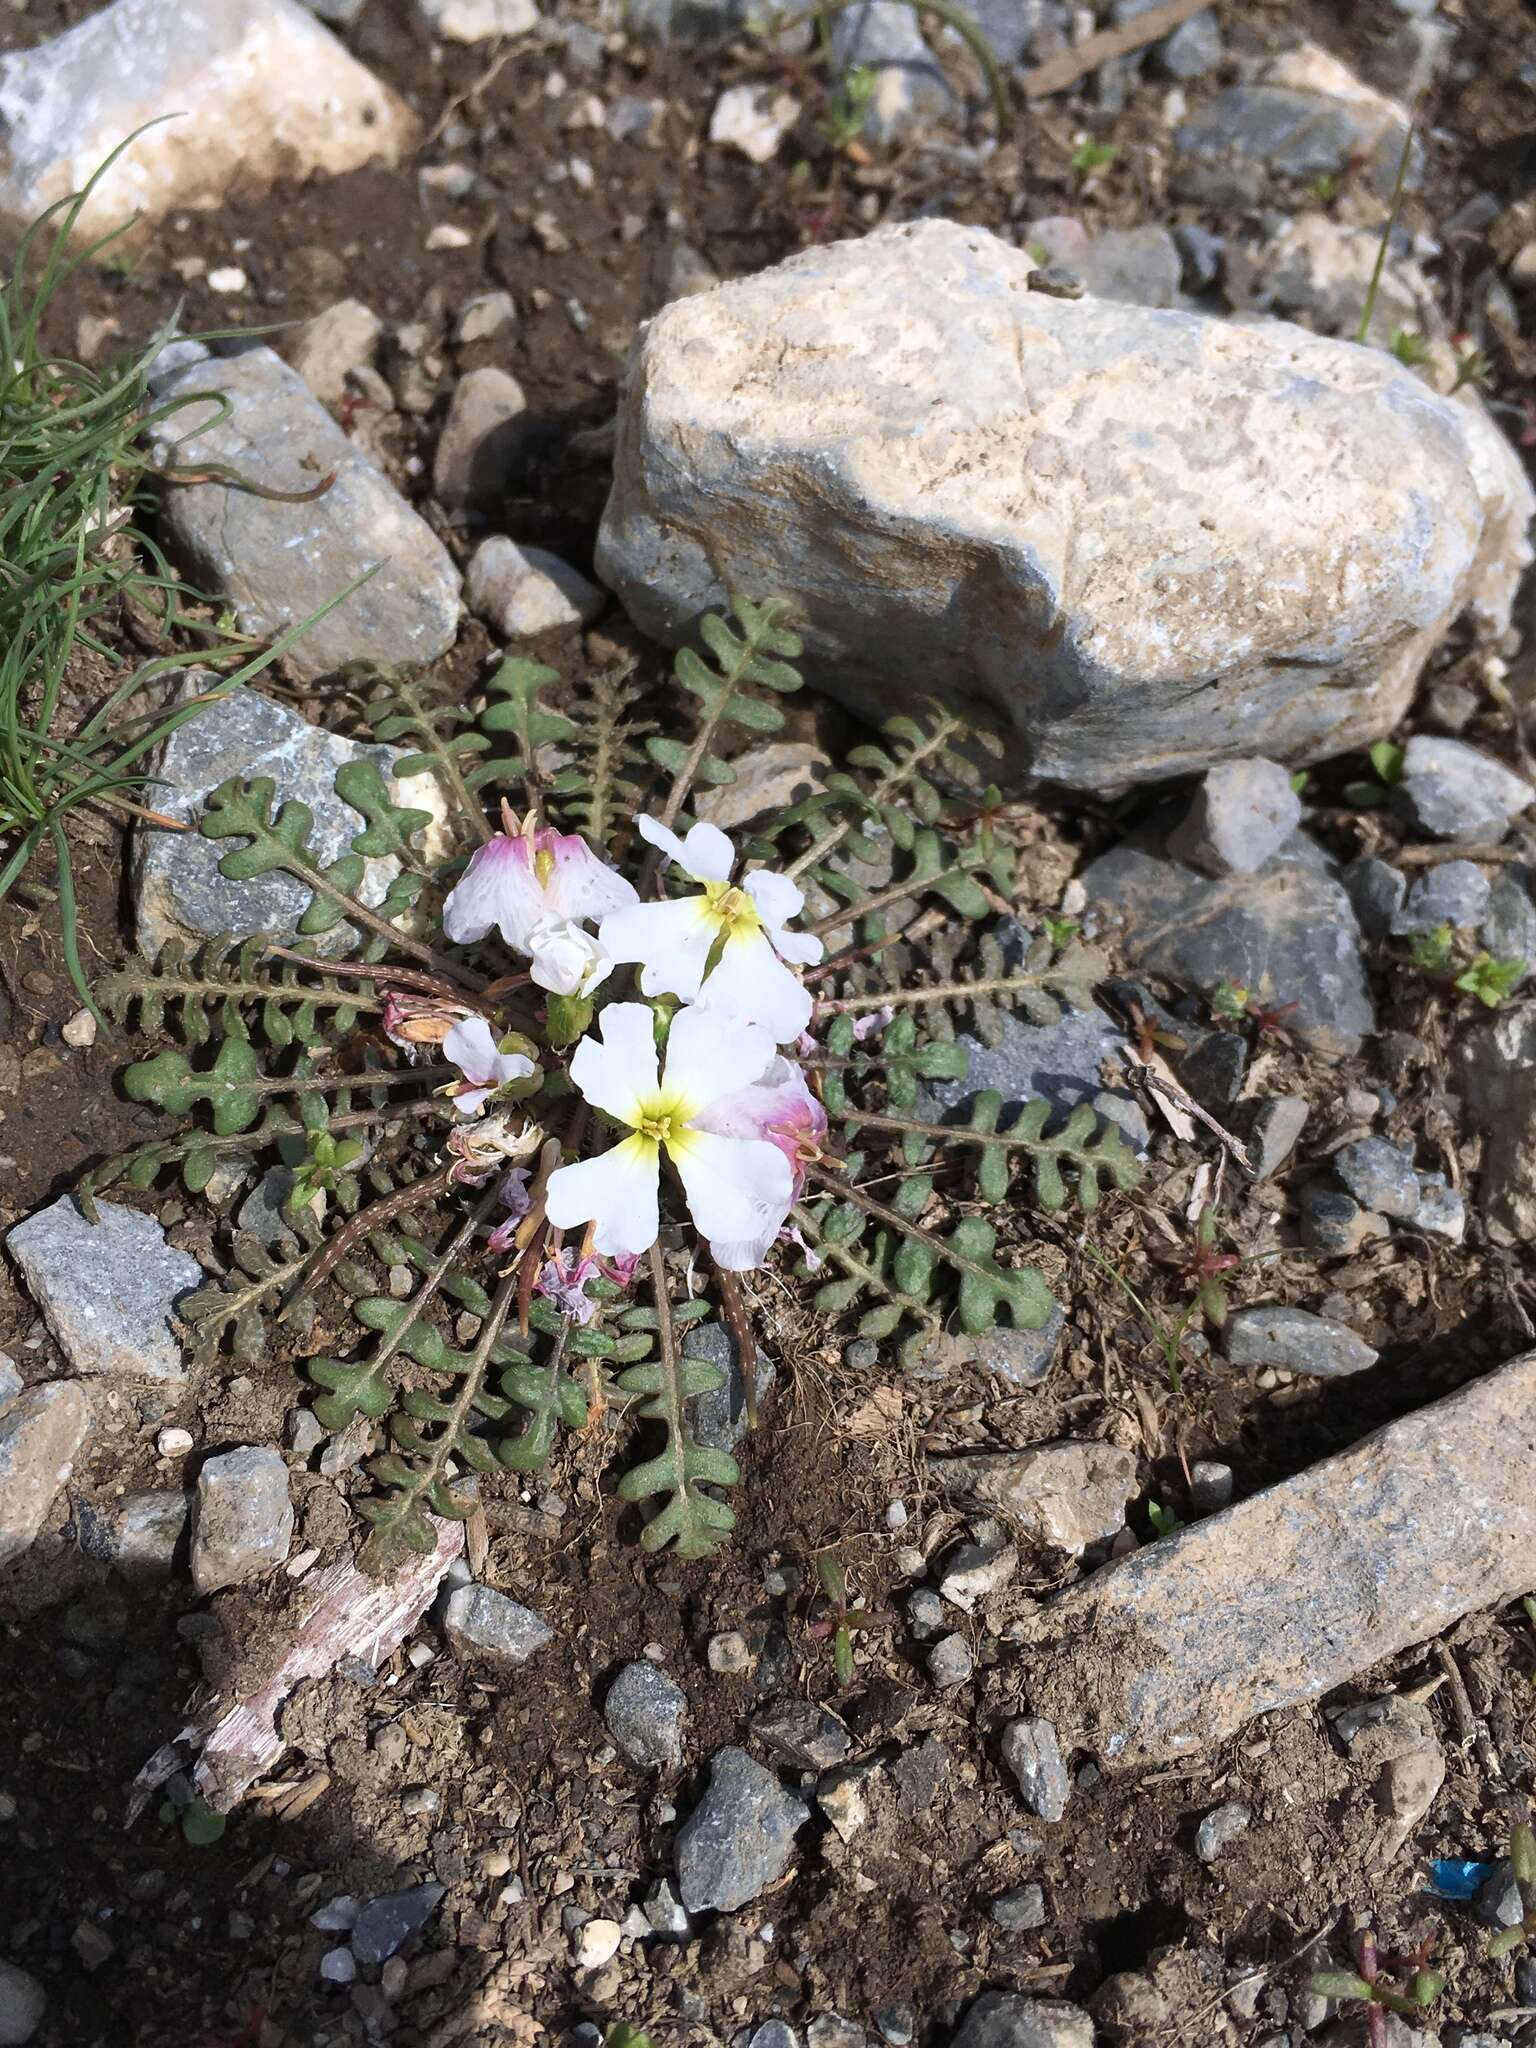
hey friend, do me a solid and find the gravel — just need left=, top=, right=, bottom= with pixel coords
left=604, top=1660, right=688, bottom=1768
left=674, top=1746, right=809, bottom=1912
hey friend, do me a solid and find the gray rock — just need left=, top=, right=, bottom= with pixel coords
left=807, top=2018, right=863, bottom=2048
left=1481, top=871, right=1536, bottom=983
left=0, top=0, right=416, bottom=243
left=749, top=2027, right=800, bottom=2048
left=350, top=1882, right=445, bottom=1965
left=873, top=2002, right=915, bottom=2046
left=904, top=1308, right=1065, bottom=1389
left=1344, top=856, right=1408, bottom=939
left=696, top=740, right=829, bottom=833
left=151, top=348, right=460, bottom=680
left=827, top=0, right=952, bottom=142
left=0, top=1357, right=20, bottom=1414
left=939, top=1521, right=1019, bottom=1611
left=442, top=1585, right=552, bottom=1667
left=927, top=1632, right=975, bottom=1688
left=192, top=1446, right=293, bottom=1592
left=1408, top=1173, right=1466, bottom=1244
left=906, top=1588, right=946, bottom=1640
left=642, top=1878, right=690, bottom=1938
left=1000, top=1716, right=1071, bottom=1823
left=1226, top=1305, right=1378, bottom=1378
left=456, top=292, right=517, bottom=345
left=675, top=1746, right=809, bottom=1912
left=750, top=1700, right=850, bottom=1771
left=1392, top=861, right=1491, bottom=935
left=1023, top=1346, right=1536, bottom=1768
left=1393, top=737, right=1535, bottom=842
left=653, top=240, right=720, bottom=308
left=1255, top=215, right=1438, bottom=347
left=1178, top=1029, right=1248, bottom=1112
left=131, top=682, right=449, bottom=958
left=1245, top=1095, right=1309, bottom=1180
left=685, top=1322, right=776, bottom=1449
left=433, top=366, right=529, bottom=515
left=417, top=0, right=537, bottom=42
left=7, top=1197, right=202, bottom=1383
left=465, top=539, right=604, bottom=639
left=1077, top=227, right=1183, bottom=310
left=0, top=1383, right=93, bottom=1566
left=923, top=1001, right=1148, bottom=1151
left=1369, top=15, right=1455, bottom=102
left=1477, top=1859, right=1524, bottom=1929
left=951, top=1992, right=1094, bottom=2048
left=1455, top=1002, right=1536, bottom=1245
left=1175, top=45, right=1414, bottom=200
left=1174, top=223, right=1225, bottom=292
left=1156, top=7, right=1222, bottom=76
left=1195, top=1799, right=1251, bottom=1860
left=990, top=1881, right=1049, bottom=1931
left=599, top=220, right=1530, bottom=794
left=1167, top=759, right=1303, bottom=877
left=1083, top=829, right=1374, bottom=1057
left=1334, top=1137, right=1421, bottom=1219
left=1188, top=1460, right=1234, bottom=1514
left=112, top=1490, right=191, bottom=1577
left=938, top=1441, right=1137, bottom=1555
left=0, top=1960, right=46, bottom=2045
left=605, top=1659, right=688, bottom=1769
left=288, top=299, right=383, bottom=406
left=1299, top=1185, right=1390, bottom=1256
left=237, top=1168, right=300, bottom=1254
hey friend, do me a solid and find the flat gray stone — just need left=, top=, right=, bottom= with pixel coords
left=1334, top=1137, right=1421, bottom=1219
left=152, top=348, right=459, bottom=680
left=1481, top=871, right=1536, bottom=986
left=191, top=1446, right=293, bottom=1592
left=112, top=1490, right=192, bottom=1577
left=351, top=1882, right=445, bottom=1965
left=605, top=1659, right=688, bottom=1768
left=1078, top=226, right=1183, bottom=310
left=675, top=1745, right=809, bottom=1912
left=923, top=1002, right=1149, bottom=1151
left=465, top=539, right=604, bottom=639
left=937, top=1441, right=1138, bottom=1555
left=1409, top=1172, right=1465, bottom=1244
left=685, top=1322, right=776, bottom=1449
left=1393, top=736, right=1534, bottom=842
left=0, top=1356, right=20, bottom=1414
left=1166, top=758, right=1302, bottom=877
left=1195, top=1799, right=1251, bottom=1860
left=1025, top=1348, right=1536, bottom=1767
left=1225, top=1306, right=1378, bottom=1378
left=0, top=1383, right=93, bottom=1567
left=990, top=1881, right=1049, bottom=1931
left=904, top=1309, right=1066, bottom=1389
left=1001, top=1716, right=1071, bottom=1823
left=1245, top=1095, right=1309, bottom=1181
left=1343, top=856, right=1408, bottom=939
left=8, top=1197, right=202, bottom=1384
left=131, top=682, right=449, bottom=958
left=433, top=366, right=529, bottom=515
left=951, top=1992, right=1094, bottom=2048
left=1175, top=42, right=1413, bottom=201
left=442, top=1584, right=552, bottom=1668
left=751, top=1700, right=850, bottom=1771
left=1082, top=828, right=1373, bottom=1057
left=1157, top=7, right=1222, bottom=76
left=598, top=220, right=1530, bottom=793
left=1392, top=861, right=1491, bottom=935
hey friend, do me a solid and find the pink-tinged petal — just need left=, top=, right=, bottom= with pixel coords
left=443, top=834, right=544, bottom=950
left=668, top=1129, right=793, bottom=1270
left=545, top=1134, right=661, bottom=1258
left=599, top=895, right=718, bottom=1001
left=743, top=867, right=805, bottom=928
left=568, top=1001, right=658, bottom=1128
left=694, top=1056, right=825, bottom=1148
left=638, top=815, right=734, bottom=884
left=444, top=1015, right=500, bottom=1082
left=662, top=1005, right=776, bottom=1113
left=451, top=1082, right=493, bottom=1119
left=694, top=927, right=813, bottom=1042
left=541, top=832, right=639, bottom=924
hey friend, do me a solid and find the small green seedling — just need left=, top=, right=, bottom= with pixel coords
left=812, top=1550, right=858, bottom=1686
left=1152, top=1200, right=1239, bottom=1330
left=1450, top=342, right=1492, bottom=394
left=1389, top=326, right=1433, bottom=369
left=1342, top=739, right=1407, bottom=810
left=1207, top=981, right=1299, bottom=1041
left=1043, top=916, right=1080, bottom=949
left=1146, top=1499, right=1183, bottom=1539
left=605, top=2027, right=654, bottom=2048
left=1454, top=952, right=1528, bottom=1009
left=1070, top=137, right=1118, bottom=178
left=1407, top=925, right=1457, bottom=976
left=1311, top=1928, right=1445, bottom=2048
left=160, top=1795, right=227, bottom=1846
left=284, top=1125, right=367, bottom=1223
left=1488, top=1820, right=1536, bottom=1960
left=820, top=64, right=877, bottom=149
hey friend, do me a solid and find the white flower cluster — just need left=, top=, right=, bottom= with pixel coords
left=434, top=811, right=828, bottom=1271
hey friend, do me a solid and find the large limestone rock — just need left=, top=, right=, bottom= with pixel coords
left=598, top=220, right=1533, bottom=791
left=0, top=0, right=416, bottom=242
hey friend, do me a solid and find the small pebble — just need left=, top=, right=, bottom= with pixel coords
left=62, top=1008, right=97, bottom=1049
left=319, top=1947, right=356, bottom=1984
left=157, top=1426, right=194, bottom=1457
left=1196, top=1800, right=1252, bottom=1861
left=989, top=1881, right=1049, bottom=1931
left=926, top=1632, right=974, bottom=1688
left=707, top=1630, right=753, bottom=1674
left=574, top=1917, right=623, bottom=1968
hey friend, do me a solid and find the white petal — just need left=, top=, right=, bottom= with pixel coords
left=527, top=917, right=608, bottom=998
left=568, top=1002, right=658, bottom=1127
left=692, top=1056, right=824, bottom=1152
left=452, top=1083, right=492, bottom=1119
left=442, top=835, right=544, bottom=951
left=545, top=1135, right=660, bottom=1258
left=490, top=1049, right=536, bottom=1087
left=544, top=834, right=639, bottom=924
left=639, top=814, right=733, bottom=883
left=706, top=1228, right=783, bottom=1272
left=669, top=1129, right=792, bottom=1268
left=663, top=1004, right=776, bottom=1113
left=443, top=1015, right=499, bottom=1082
left=599, top=895, right=719, bottom=1001
left=694, top=927, right=813, bottom=1042
left=771, top=927, right=824, bottom=967
left=743, top=867, right=805, bottom=928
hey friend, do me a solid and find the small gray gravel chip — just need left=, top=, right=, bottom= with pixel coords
left=1195, top=1800, right=1252, bottom=1861
left=349, top=1882, right=445, bottom=1965
left=604, top=1659, right=687, bottom=1769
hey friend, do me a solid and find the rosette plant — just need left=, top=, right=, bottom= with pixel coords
left=89, top=598, right=1140, bottom=1567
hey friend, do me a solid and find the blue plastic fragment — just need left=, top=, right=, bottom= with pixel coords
left=1428, top=1858, right=1496, bottom=1901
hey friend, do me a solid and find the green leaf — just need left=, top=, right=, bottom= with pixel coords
left=332, top=756, right=432, bottom=859
left=122, top=1036, right=264, bottom=1134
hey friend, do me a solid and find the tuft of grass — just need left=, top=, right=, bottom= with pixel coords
left=1070, top=136, right=1118, bottom=179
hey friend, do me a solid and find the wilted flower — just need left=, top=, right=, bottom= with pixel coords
left=525, top=914, right=612, bottom=998
left=544, top=1002, right=794, bottom=1268
left=382, top=990, right=476, bottom=1058
left=485, top=1166, right=535, bottom=1256
left=442, top=1016, right=537, bottom=1118
left=443, top=808, right=636, bottom=954
left=445, top=1112, right=544, bottom=1186
left=599, top=817, right=823, bottom=1043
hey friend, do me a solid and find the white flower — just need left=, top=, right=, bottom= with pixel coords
left=443, top=815, right=636, bottom=954
left=526, top=915, right=613, bottom=999
left=442, top=1016, right=537, bottom=1118
left=689, top=1055, right=828, bottom=1267
left=598, top=817, right=823, bottom=1043
left=544, top=1002, right=794, bottom=1269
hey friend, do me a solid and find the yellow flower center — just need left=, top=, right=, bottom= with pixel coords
left=534, top=846, right=556, bottom=886
left=633, top=1091, right=695, bottom=1149
left=702, top=881, right=760, bottom=935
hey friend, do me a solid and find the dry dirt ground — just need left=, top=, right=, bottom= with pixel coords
left=1, top=1, right=1535, bottom=2044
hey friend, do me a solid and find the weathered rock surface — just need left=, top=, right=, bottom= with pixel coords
left=465, top=539, right=604, bottom=639
left=924, top=1001, right=1149, bottom=1151
left=7, top=1197, right=201, bottom=1383
left=110, top=1490, right=192, bottom=1577
left=152, top=349, right=460, bottom=680
left=675, top=1746, right=809, bottom=1912
left=132, top=682, right=449, bottom=958
left=1082, top=827, right=1373, bottom=1055
left=0, top=1960, right=47, bottom=2046
left=1392, top=736, right=1534, bottom=843
left=433, top=367, right=529, bottom=515
left=191, top=1446, right=294, bottom=1593
left=442, top=1585, right=552, bottom=1667
left=605, top=1659, right=688, bottom=1767
left=1001, top=1716, right=1071, bottom=1822
left=936, top=1440, right=1137, bottom=1554
left=1166, top=758, right=1302, bottom=877
left=288, top=299, right=384, bottom=406
left=0, top=1383, right=92, bottom=1567
left=950, top=1992, right=1095, bottom=2048
left=1175, top=43, right=1413, bottom=200
left=598, top=219, right=1532, bottom=791
left=1224, top=1306, right=1379, bottom=1378
left=1024, top=1348, right=1536, bottom=1767
left=1457, top=1002, right=1536, bottom=1244
left=0, top=0, right=416, bottom=242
